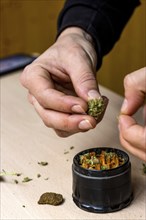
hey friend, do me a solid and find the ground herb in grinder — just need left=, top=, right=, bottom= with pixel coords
left=79, top=150, right=125, bottom=170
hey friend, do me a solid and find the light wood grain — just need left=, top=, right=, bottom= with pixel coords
left=1, top=72, right=145, bottom=220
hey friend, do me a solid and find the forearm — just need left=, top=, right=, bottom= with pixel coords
left=57, top=0, right=141, bottom=69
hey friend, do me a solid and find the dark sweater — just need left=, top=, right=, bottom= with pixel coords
left=57, top=0, right=141, bottom=69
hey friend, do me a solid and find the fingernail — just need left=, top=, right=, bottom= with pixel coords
left=71, top=105, right=86, bottom=114
left=79, top=119, right=93, bottom=130
left=121, top=99, right=128, bottom=113
left=88, top=90, right=101, bottom=100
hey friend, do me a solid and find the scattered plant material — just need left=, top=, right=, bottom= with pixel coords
left=0, top=176, right=5, bottom=182
left=0, top=170, right=22, bottom=177
left=14, top=179, right=19, bottom=184
left=38, top=192, right=64, bottom=205
left=38, top=161, right=48, bottom=166
left=22, top=177, right=33, bottom=183
left=79, top=150, right=125, bottom=170
left=64, top=151, right=69, bottom=154
left=87, top=98, right=105, bottom=120
left=15, top=173, right=22, bottom=177
left=70, top=146, right=74, bottom=150
left=64, top=146, right=75, bottom=155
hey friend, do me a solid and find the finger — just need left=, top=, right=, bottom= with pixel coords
left=54, top=128, right=87, bottom=138
left=121, top=67, right=146, bottom=115
left=118, top=115, right=146, bottom=151
left=54, top=129, right=76, bottom=137
left=143, top=104, right=146, bottom=123
left=119, top=134, right=146, bottom=162
left=54, top=83, right=76, bottom=96
left=32, top=97, right=97, bottom=134
left=64, top=47, right=101, bottom=101
left=63, top=49, right=109, bottom=118
left=21, top=64, right=54, bottom=94
left=21, top=64, right=87, bottom=114
left=118, top=115, right=146, bottom=161
left=28, top=92, right=33, bottom=105
left=36, top=88, right=88, bottom=113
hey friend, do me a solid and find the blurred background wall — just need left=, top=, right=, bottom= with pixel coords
left=0, top=0, right=145, bottom=96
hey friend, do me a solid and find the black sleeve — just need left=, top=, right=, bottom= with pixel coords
left=57, top=0, right=141, bottom=70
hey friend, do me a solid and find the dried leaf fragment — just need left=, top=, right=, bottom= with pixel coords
left=14, top=179, right=19, bottom=184
left=38, top=161, right=48, bottom=166
left=38, top=192, right=64, bottom=205
left=64, top=151, right=69, bottom=154
left=0, top=170, right=22, bottom=177
left=70, top=146, right=74, bottom=150
left=22, top=177, right=33, bottom=183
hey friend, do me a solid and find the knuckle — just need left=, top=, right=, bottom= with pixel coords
left=123, top=74, right=130, bottom=86
left=41, top=111, right=72, bottom=133
left=42, top=113, right=50, bottom=127
left=124, top=73, right=135, bottom=88
left=54, top=129, right=71, bottom=138
left=61, top=117, right=70, bottom=131
left=20, top=64, right=32, bottom=87
left=77, top=71, right=96, bottom=89
left=67, top=44, right=86, bottom=60
left=58, top=116, right=76, bottom=132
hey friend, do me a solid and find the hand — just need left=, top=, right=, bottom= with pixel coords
left=20, top=27, right=108, bottom=137
left=118, top=67, right=146, bottom=161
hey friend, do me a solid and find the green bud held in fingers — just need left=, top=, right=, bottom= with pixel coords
left=87, top=98, right=105, bottom=120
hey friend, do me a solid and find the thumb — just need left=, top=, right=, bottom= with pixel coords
left=74, top=69, right=101, bottom=101
left=67, top=54, right=109, bottom=120
left=121, top=68, right=146, bottom=115
left=67, top=54, right=101, bottom=101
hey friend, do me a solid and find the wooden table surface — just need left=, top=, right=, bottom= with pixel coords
left=1, top=72, right=145, bottom=220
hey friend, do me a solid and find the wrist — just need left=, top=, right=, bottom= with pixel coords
left=58, top=27, right=94, bottom=45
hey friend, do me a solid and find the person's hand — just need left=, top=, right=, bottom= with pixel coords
left=20, top=27, right=108, bottom=137
left=118, top=67, right=146, bottom=161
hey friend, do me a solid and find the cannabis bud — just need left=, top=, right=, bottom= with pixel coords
left=38, top=192, right=64, bottom=205
left=87, top=98, right=105, bottom=120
